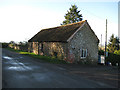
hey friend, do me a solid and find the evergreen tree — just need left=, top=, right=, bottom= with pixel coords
left=108, top=34, right=119, bottom=53
left=61, top=5, right=83, bottom=25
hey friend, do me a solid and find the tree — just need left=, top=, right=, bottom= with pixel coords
left=114, top=50, right=120, bottom=55
left=9, top=41, right=15, bottom=44
left=108, top=34, right=119, bottom=53
left=9, top=41, right=15, bottom=48
left=61, top=4, right=83, bottom=25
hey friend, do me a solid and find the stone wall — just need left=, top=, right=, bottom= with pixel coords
left=68, top=23, right=99, bottom=64
left=32, top=42, right=38, bottom=54
left=29, top=42, right=67, bottom=60
left=28, top=42, right=38, bottom=54
left=41, top=42, right=67, bottom=60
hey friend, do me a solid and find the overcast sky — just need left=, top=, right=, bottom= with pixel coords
left=0, top=0, right=119, bottom=46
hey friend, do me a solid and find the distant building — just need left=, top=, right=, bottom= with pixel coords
left=28, top=20, right=99, bottom=64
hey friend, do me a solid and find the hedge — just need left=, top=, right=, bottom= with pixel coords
left=106, top=52, right=120, bottom=66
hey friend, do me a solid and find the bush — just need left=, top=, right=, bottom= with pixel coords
left=98, top=50, right=104, bottom=55
left=106, top=52, right=120, bottom=66
left=2, top=43, right=9, bottom=48
left=114, top=50, right=120, bottom=55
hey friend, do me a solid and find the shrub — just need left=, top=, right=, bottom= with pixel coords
left=106, top=52, right=120, bottom=66
left=98, top=50, right=104, bottom=55
left=114, top=50, right=120, bottom=55
left=2, top=43, right=9, bottom=48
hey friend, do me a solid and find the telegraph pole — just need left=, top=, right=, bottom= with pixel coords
left=105, top=19, right=107, bottom=64
left=101, top=34, right=102, bottom=48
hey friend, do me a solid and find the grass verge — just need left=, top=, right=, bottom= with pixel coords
left=6, top=48, right=67, bottom=64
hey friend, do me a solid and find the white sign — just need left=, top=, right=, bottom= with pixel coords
left=101, top=55, right=105, bottom=64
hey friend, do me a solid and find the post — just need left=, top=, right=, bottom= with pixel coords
left=105, top=19, right=107, bottom=64
left=101, top=34, right=102, bottom=48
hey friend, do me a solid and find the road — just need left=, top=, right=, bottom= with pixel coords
left=2, top=48, right=117, bottom=88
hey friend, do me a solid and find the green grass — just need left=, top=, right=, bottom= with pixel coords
left=6, top=47, right=67, bottom=64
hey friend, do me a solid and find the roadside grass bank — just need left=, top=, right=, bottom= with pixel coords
left=5, top=48, right=120, bottom=68
left=6, top=48, right=67, bottom=64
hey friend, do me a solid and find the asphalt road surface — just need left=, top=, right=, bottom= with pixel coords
left=2, top=48, right=117, bottom=88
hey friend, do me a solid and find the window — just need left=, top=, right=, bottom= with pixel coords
left=80, top=49, right=87, bottom=58
left=41, top=43, right=43, bottom=52
left=39, top=43, right=43, bottom=52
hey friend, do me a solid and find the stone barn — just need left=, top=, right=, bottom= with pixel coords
left=28, top=20, right=99, bottom=64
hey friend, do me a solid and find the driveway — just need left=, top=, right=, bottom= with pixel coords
left=2, top=48, right=119, bottom=88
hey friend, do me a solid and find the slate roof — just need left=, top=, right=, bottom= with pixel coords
left=28, top=20, right=87, bottom=42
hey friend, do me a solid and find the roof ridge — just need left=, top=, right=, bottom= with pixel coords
left=41, top=20, right=86, bottom=31
left=60, top=20, right=86, bottom=27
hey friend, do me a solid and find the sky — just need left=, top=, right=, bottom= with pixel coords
left=0, top=0, right=119, bottom=46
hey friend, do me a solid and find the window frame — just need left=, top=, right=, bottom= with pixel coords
left=80, top=49, right=87, bottom=58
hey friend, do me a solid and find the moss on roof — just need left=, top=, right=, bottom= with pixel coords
left=28, top=20, right=86, bottom=42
